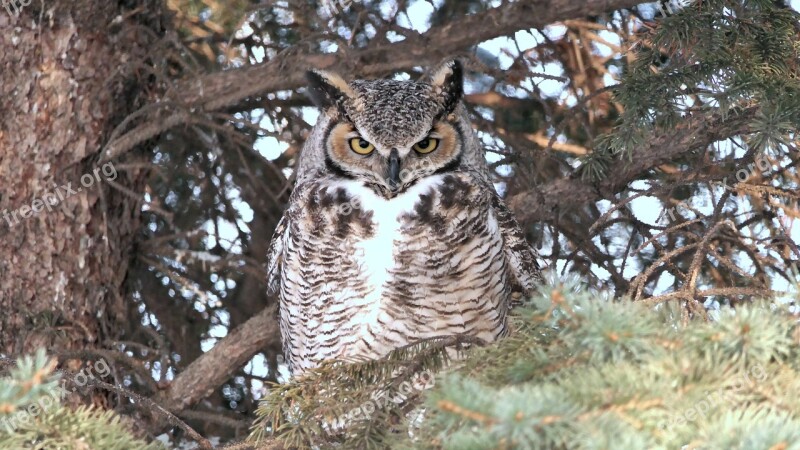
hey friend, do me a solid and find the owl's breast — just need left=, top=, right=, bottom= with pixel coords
left=335, top=174, right=456, bottom=305
left=338, top=173, right=507, bottom=335
left=282, top=173, right=508, bottom=371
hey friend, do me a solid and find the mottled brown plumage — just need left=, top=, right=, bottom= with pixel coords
left=267, top=61, right=542, bottom=375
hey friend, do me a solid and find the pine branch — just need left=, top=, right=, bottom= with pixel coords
left=248, top=336, right=480, bottom=449
left=387, top=274, right=800, bottom=449
left=508, top=106, right=759, bottom=225
left=0, top=350, right=162, bottom=450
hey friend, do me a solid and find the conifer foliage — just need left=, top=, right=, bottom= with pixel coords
left=0, top=350, right=161, bottom=450
left=389, top=275, right=800, bottom=449
left=586, top=0, right=800, bottom=178
left=248, top=273, right=800, bottom=449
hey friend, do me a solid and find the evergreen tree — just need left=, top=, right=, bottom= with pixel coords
left=1, top=0, right=798, bottom=447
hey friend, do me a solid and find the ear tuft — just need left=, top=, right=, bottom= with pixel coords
left=305, top=69, right=355, bottom=110
left=429, top=60, right=464, bottom=116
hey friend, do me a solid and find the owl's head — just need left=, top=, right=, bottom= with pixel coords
left=299, top=60, right=480, bottom=197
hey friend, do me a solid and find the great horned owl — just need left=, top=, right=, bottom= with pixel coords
left=267, top=60, right=542, bottom=375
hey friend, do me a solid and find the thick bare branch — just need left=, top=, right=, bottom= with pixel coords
left=160, top=304, right=279, bottom=413
left=171, top=0, right=644, bottom=111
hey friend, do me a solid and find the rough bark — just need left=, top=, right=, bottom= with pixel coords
left=0, top=1, right=163, bottom=355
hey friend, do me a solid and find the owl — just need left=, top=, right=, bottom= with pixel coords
left=267, top=60, right=542, bottom=376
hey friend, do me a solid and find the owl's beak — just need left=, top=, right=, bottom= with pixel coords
left=387, top=148, right=401, bottom=190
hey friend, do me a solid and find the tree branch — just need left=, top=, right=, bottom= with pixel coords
left=159, top=304, right=279, bottom=414
left=507, top=107, right=759, bottom=224
left=170, top=0, right=645, bottom=111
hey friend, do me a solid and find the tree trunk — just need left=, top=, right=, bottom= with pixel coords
left=0, top=1, right=163, bottom=357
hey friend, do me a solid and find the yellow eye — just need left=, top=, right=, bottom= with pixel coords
left=413, top=138, right=439, bottom=154
left=349, top=137, right=375, bottom=155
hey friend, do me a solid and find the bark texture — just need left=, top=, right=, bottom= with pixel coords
left=0, top=1, right=163, bottom=355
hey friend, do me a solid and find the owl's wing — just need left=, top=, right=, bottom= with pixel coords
left=266, top=213, right=289, bottom=296
left=492, top=194, right=543, bottom=297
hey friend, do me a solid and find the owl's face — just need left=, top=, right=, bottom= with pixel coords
left=305, top=61, right=465, bottom=197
